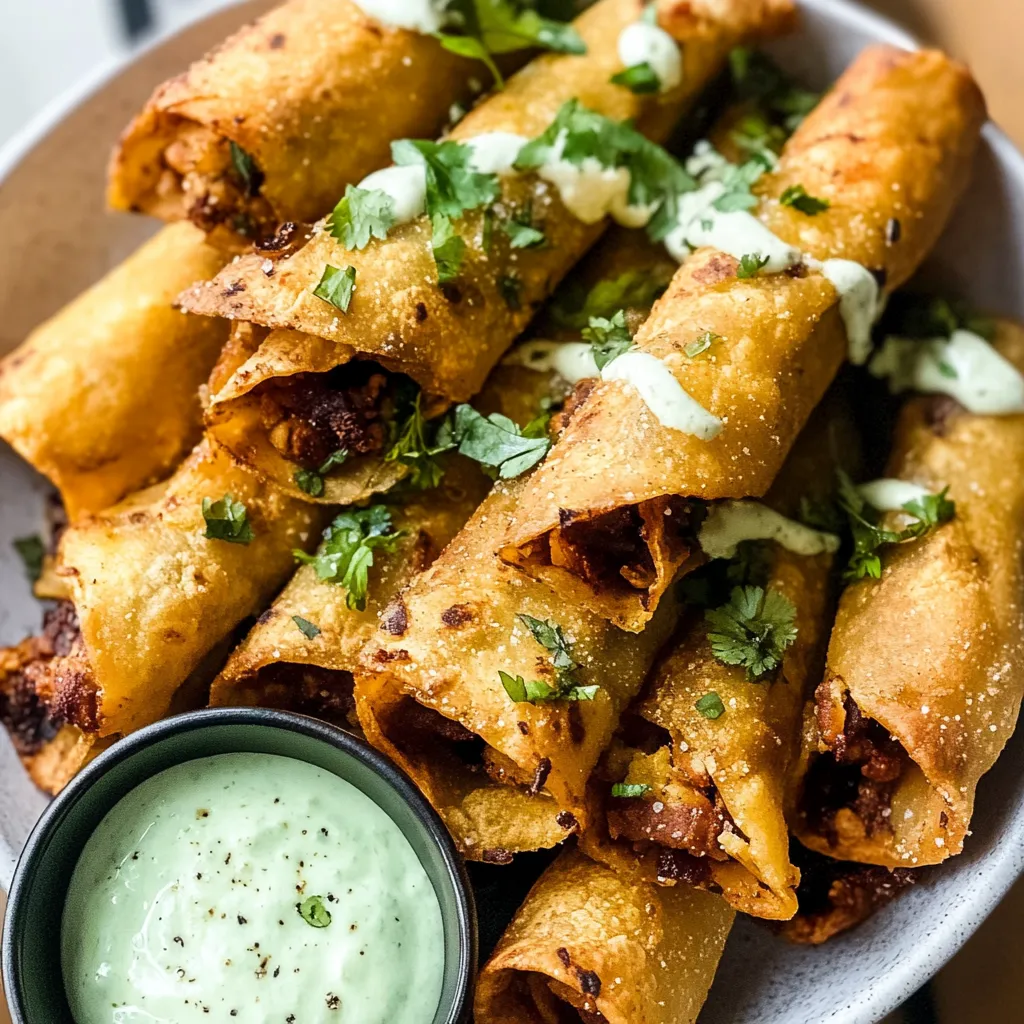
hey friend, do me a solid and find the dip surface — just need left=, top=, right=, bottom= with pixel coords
left=61, top=751, right=445, bottom=1023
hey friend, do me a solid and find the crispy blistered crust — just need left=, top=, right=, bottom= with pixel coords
left=474, top=848, right=734, bottom=1024
left=792, top=321, right=1024, bottom=868
left=501, top=45, right=986, bottom=631
left=177, top=0, right=795, bottom=504
left=0, top=224, right=229, bottom=517
left=108, top=0, right=476, bottom=230
left=55, top=440, right=327, bottom=738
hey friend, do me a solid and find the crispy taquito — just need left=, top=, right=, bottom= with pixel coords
left=500, top=45, right=986, bottom=631
left=474, top=847, right=734, bottom=1024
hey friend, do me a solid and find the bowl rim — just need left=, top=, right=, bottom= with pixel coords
left=1, top=706, right=477, bottom=1024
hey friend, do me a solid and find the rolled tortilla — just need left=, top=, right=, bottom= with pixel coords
left=0, top=440, right=326, bottom=793
left=178, top=0, right=796, bottom=505
left=500, top=45, right=986, bottom=631
left=791, top=320, right=1024, bottom=868
left=580, top=395, right=858, bottom=920
left=474, top=847, right=734, bottom=1024
left=108, top=0, right=483, bottom=239
left=0, top=223, right=230, bottom=517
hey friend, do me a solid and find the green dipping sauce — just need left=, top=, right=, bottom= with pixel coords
left=61, top=752, right=445, bottom=1024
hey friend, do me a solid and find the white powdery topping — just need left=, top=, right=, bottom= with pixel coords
left=699, top=500, right=841, bottom=560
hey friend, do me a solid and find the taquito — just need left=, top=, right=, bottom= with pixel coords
left=580, top=395, right=858, bottom=920
left=109, top=0, right=485, bottom=238
left=474, top=847, right=734, bottom=1024
left=791, top=319, right=1024, bottom=868
left=500, top=45, right=986, bottom=631
left=178, top=0, right=795, bottom=505
left=0, top=223, right=229, bottom=517
left=0, top=441, right=325, bottom=794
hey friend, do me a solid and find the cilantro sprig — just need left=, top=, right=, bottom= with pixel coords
left=611, top=782, right=651, bottom=797
left=438, top=404, right=551, bottom=478
left=294, top=449, right=349, bottom=498
left=313, top=265, right=356, bottom=312
left=583, top=310, right=633, bottom=370
left=836, top=471, right=955, bottom=581
left=705, top=585, right=798, bottom=680
left=780, top=184, right=830, bottom=215
left=499, top=613, right=599, bottom=703
left=550, top=269, right=670, bottom=330
left=737, top=253, right=770, bottom=279
left=611, top=62, right=661, bottom=95
left=329, top=185, right=395, bottom=250
left=294, top=506, right=403, bottom=610
left=385, top=391, right=450, bottom=491
left=202, top=494, right=255, bottom=545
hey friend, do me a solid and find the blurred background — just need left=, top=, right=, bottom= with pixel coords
left=0, top=0, right=1022, bottom=1021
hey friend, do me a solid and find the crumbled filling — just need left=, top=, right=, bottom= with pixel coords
left=781, top=843, right=917, bottom=944
left=258, top=365, right=391, bottom=468
left=247, top=663, right=358, bottom=731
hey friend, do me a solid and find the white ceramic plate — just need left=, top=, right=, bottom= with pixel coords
left=2, top=2, right=1023, bottom=1021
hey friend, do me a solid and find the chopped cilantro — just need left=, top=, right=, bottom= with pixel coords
left=329, top=185, right=395, bottom=250
left=499, top=613, right=599, bottom=703
left=685, top=331, right=720, bottom=358
left=695, top=692, right=726, bottom=719
left=705, top=585, right=798, bottom=680
left=202, top=494, right=254, bottom=545
left=502, top=214, right=546, bottom=249
left=384, top=391, right=449, bottom=490
left=435, top=34, right=505, bottom=87
left=737, top=253, right=770, bottom=279
left=937, top=360, right=959, bottom=379
left=292, top=615, right=321, bottom=639
left=294, top=449, right=349, bottom=497
left=313, top=264, right=356, bottom=312
left=550, top=269, right=670, bottom=330
left=836, top=470, right=955, bottom=581
left=611, top=782, right=652, bottom=797
left=392, top=137, right=499, bottom=222
left=583, top=310, right=633, bottom=370
left=229, top=141, right=263, bottom=196
left=729, top=48, right=819, bottom=131
left=430, top=215, right=466, bottom=283
left=297, top=895, right=331, bottom=928
left=611, top=62, right=661, bottom=94
left=780, top=184, right=830, bottom=215
left=293, top=506, right=404, bottom=611
left=13, top=535, right=44, bottom=584
left=438, top=404, right=551, bottom=478
left=712, top=155, right=770, bottom=212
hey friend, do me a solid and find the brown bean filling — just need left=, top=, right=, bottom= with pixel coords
left=0, top=601, right=98, bottom=751
left=244, top=663, right=359, bottom=731
left=781, top=843, right=917, bottom=944
left=802, top=688, right=909, bottom=844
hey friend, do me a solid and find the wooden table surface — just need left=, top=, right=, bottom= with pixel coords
left=2, top=2, right=1023, bottom=1023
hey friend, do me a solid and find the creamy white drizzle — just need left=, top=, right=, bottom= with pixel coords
left=858, top=479, right=932, bottom=512
left=617, top=21, right=683, bottom=93
left=602, top=350, right=722, bottom=439
left=870, top=329, right=1024, bottom=415
left=464, top=132, right=530, bottom=175
left=505, top=340, right=598, bottom=384
left=684, top=140, right=733, bottom=182
left=663, top=181, right=802, bottom=271
left=819, top=259, right=882, bottom=364
left=350, top=0, right=447, bottom=33
left=699, top=500, right=840, bottom=560
left=357, top=164, right=427, bottom=224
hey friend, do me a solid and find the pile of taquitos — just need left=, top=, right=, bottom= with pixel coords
left=3, top=0, right=1024, bottom=1017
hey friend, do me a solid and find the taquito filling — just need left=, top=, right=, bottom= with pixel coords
left=781, top=843, right=916, bottom=944
left=160, top=122, right=274, bottom=239
left=503, top=971, right=606, bottom=1023
left=0, top=601, right=97, bottom=750
left=800, top=685, right=911, bottom=846
left=226, top=662, right=360, bottom=731
left=602, top=716, right=735, bottom=888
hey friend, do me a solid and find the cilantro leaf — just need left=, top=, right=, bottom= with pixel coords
left=611, top=62, right=661, bottom=94
left=583, top=310, right=633, bottom=370
left=685, top=331, right=720, bottom=358
left=384, top=391, right=450, bottom=490
left=712, top=155, right=770, bottom=212
left=440, top=404, right=551, bottom=478
left=550, top=269, right=669, bottom=329
left=430, top=214, right=465, bottom=283
left=229, top=141, right=263, bottom=197
left=294, top=449, right=349, bottom=497
left=705, top=585, right=798, bottom=680
left=729, top=47, right=819, bottom=131
left=313, top=264, right=356, bottom=312
left=13, top=535, right=45, bottom=584
left=499, top=612, right=599, bottom=703
left=292, top=615, right=322, bottom=639
left=202, top=494, right=255, bottom=545
left=297, top=895, right=331, bottom=928
left=435, top=33, right=505, bottom=87
left=392, top=138, right=499, bottom=222
left=737, top=253, right=770, bottom=279
left=329, top=185, right=395, bottom=250
left=695, top=692, right=726, bottom=719
left=498, top=672, right=598, bottom=703
left=293, top=506, right=403, bottom=611
left=611, top=782, right=652, bottom=797
left=503, top=215, right=546, bottom=249
left=780, top=184, right=830, bottom=215
left=903, top=489, right=956, bottom=527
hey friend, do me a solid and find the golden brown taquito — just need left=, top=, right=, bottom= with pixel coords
left=579, top=396, right=858, bottom=920
left=501, top=45, right=986, bottom=631
left=474, top=847, right=734, bottom=1024
left=108, top=0, right=482, bottom=238
left=178, top=0, right=795, bottom=506
left=208, top=459, right=490, bottom=725
left=0, top=441, right=326, bottom=793
left=791, top=320, right=1024, bottom=868
left=0, top=224, right=229, bottom=517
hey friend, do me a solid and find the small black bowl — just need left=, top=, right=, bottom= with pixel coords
left=2, top=707, right=477, bottom=1023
